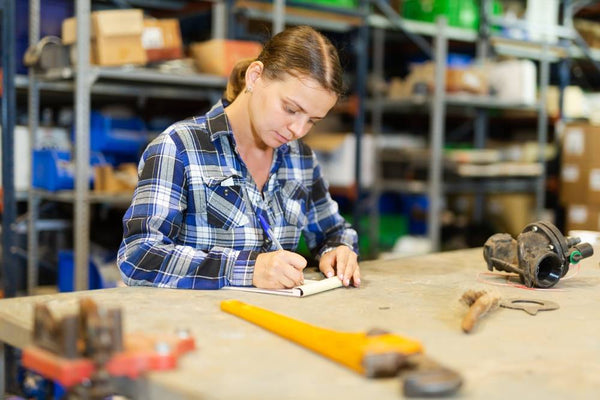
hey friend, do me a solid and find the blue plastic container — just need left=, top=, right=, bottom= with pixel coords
left=32, top=149, right=106, bottom=191
left=58, top=250, right=104, bottom=292
left=401, top=194, right=429, bottom=235
left=90, top=111, right=149, bottom=155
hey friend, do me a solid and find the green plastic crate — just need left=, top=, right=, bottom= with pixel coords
left=402, top=0, right=502, bottom=31
left=295, top=214, right=408, bottom=259
left=294, top=0, right=357, bottom=10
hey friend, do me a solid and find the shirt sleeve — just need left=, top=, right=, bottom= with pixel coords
left=117, top=134, right=258, bottom=289
left=302, top=149, right=359, bottom=258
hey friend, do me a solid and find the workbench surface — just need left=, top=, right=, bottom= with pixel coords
left=1, top=248, right=599, bottom=399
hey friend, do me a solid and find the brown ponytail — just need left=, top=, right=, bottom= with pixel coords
left=224, top=57, right=255, bottom=102
left=224, top=26, right=344, bottom=101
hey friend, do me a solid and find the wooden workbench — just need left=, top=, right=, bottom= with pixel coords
left=1, top=248, right=600, bottom=399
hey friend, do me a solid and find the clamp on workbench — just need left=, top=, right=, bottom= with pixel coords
left=21, top=298, right=195, bottom=398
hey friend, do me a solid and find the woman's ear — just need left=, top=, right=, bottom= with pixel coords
left=245, top=61, right=264, bottom=89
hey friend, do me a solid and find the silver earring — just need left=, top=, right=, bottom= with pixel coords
left=245, top=86, right=252, bottom=93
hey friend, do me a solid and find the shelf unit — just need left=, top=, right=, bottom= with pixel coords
left=23, top=0, right=228, bottom=294
left=365, top=0, right=600, bottom=255
left=366, top=1, right=557, bottom=255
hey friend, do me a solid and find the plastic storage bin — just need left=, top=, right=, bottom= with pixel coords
left=298, top=0, right=357, bottom=9
left=402, top=0, right=502, bottom=30
left=90, top=111, right=149, bottom=155
left=58, top=250, right=119, bottom=292
left=32, top=149, right=106, bottom=191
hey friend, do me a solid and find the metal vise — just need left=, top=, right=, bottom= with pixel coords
left=483, top=221, right=594, bottom=288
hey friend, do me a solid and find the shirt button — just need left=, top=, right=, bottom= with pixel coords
left=224, top=189, right=230, bottom=196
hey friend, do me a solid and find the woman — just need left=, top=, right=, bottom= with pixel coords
left=118, top=26, right=360, bottom=290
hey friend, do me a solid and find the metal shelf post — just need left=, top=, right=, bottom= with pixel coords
left=353, top=0, right=369, bottom=247
left=537, top=43, right=550, bottom=218
left=427, top=16, right=448, bottom=252
left=1, top=0, right=18, bottom=298
left=74, top=0, right=92, bottom=291
left=368, top=26, right=385, bottom=258
left=27, top=0, right=40, bottom=295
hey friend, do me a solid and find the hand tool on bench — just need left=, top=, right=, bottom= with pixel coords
left=460, top=289, right=500, bottom=333
left=221, top=299, right=462, bottom=397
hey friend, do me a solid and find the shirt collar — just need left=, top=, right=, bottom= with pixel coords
left=206, top=100, right=232, bottom=141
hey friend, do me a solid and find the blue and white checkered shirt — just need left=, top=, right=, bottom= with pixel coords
left=117, top=101, right=358, bottom=289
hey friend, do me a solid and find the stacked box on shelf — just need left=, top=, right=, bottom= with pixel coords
left=575, top=19, right=600, bottom=49
left=62, top=9, right=147, bottom=66
left=190, top=39, right=263, bottom=77
left=560, top=123, right=600, bottom=231
left=142, top=18, right=184, bottom=62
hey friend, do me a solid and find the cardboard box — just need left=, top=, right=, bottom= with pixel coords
left=393, top=62, right=489, bottom=98
left=302, top=133, right=374, bottom=188
left=566, top=204, right=600, bottom=232
left=190, top=39, right=262, bottom=77
left=94, top=163, right=138, bottom=193
left=560, top=124, right=600, bottom=205
left=62, top=9, right=147, bottom=66
left=142, top=18, right=183, bottom=62
left=575, top=19, right=600, bottom=49
left=547, top=86, right=586, bottom=120
left=486, top=194, right=536, bottom=237
left=560, top=161, right=586, bottom=204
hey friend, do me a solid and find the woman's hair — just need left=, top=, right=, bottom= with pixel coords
left=224, top=25, right=343, bottom=102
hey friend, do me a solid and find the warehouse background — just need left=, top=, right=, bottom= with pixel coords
left=2, top=0, right=600, bottom=297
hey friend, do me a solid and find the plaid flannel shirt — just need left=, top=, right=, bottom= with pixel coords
left=117, top=101, right=358, bottom=289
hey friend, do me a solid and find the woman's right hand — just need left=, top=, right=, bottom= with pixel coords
left=253, top=250, right=307, bottom=289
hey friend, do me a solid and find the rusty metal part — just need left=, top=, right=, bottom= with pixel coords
left=33, top=303, right=80, bottom=358
left=32, top=298, right=123, bottom=361
left=31, top=298, right=123, bottom=398
left=483, top=221, right=594, bottom=288
left=499, top=298, right=560, bottom=315
left=460, top=290, right=499, bottom=333
left=24, top=298, right=195, bottom=399
left=221, top=299, right=463, bottom=397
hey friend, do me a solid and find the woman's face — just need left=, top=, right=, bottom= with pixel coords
left=248, top=71, right=338, bottom=149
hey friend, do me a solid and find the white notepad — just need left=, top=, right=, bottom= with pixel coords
left=222, top=276, right=343, bottom=297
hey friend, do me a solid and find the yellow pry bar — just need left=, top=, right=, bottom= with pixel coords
left=220, top=299, right=423, bottom=375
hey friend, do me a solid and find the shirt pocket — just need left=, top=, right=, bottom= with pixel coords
left=276, top=180, right=308, bottom=229
left=205, top=178, right=249, bottom=230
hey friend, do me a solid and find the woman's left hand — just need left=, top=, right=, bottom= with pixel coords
left=319, top=246, right=360, bottom=287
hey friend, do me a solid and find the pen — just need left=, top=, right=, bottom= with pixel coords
left=258, top=211, right=283, bottom=250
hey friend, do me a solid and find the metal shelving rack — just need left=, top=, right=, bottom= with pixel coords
left=366, top=1, right=557, bottom=254
left=25, top=0, right=227, bottom=294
